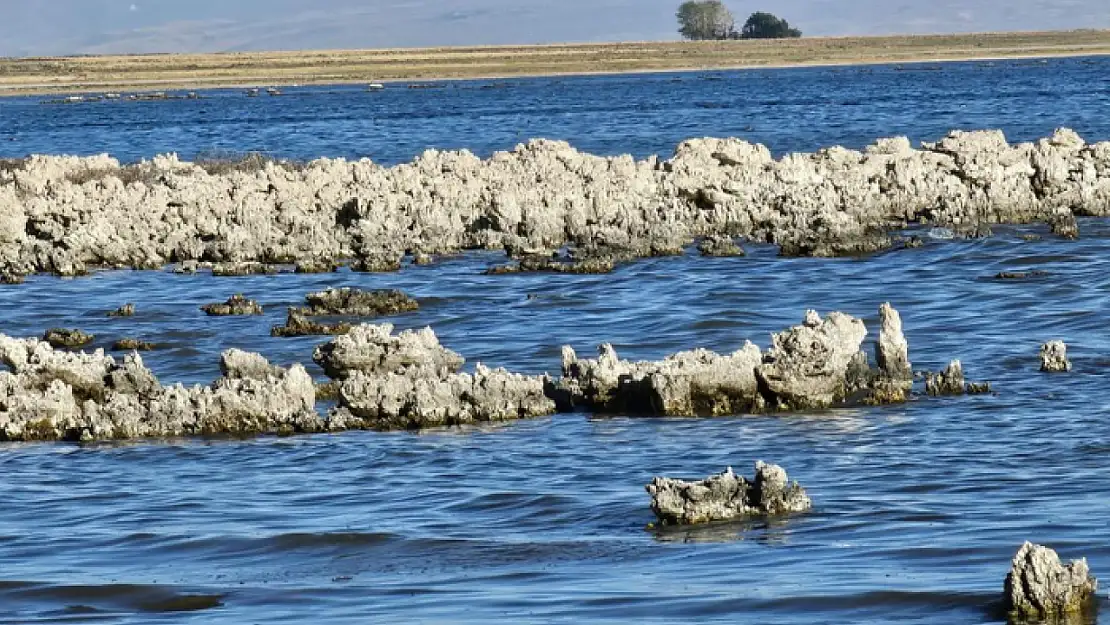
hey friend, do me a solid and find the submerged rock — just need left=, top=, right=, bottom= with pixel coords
left=111, top=338, right=155, bottom=351
left=271, top=309, right=353, bottom=337
left=697, top=235, right=745, bottom=257
left=44, top=328, right=94, bottom=349
left=313, top=323, right=463, bottom=379
left=1004, top=542, right=1097, bottom=620
left=211, top=262, right=279, bottom=277
left=646, top=461, right=811, bottom=526
left=201, top=294, right=263, bottom=316
left=298, top=287, right=419, bottom=317
left=1040, top=340, right=1072, bottom=373
left=107, top=303, right=135, bottom=318
left=294, top=259, right=339, bottom=274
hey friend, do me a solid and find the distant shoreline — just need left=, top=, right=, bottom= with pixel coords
left=2, top=30, right=1109, bottom=97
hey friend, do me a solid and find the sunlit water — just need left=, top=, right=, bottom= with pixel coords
left=2, top=57, right=1110, bottom=624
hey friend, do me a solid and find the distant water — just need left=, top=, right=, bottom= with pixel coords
left=2, top=56, right=1110, bottom=164
left=3, top=57, right=1110, bottom=624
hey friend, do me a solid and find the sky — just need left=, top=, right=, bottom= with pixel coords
left=1, top=0, right=1107, bottom=57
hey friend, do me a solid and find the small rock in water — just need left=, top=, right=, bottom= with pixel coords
left=1040, top=340, right=1072, bottom=373
left=44, top=328, right=94, bottom=348
left=902, top=236, right=924, bottom=249
left=201, top=294, right=263, bottom=316
left=645, top=461, right=811, bottom=526
left=298, top=288, right=418, bottom=317
left=294, top=259, right=339, bottom=274
left=697, top=235, right=746, bottom=257
left=1004, top=542, right=1097, bottom=619
left=107, top=303, right=135, bottom=318
left=925, top=360, right=966, bottom=396
left=1049, top=212, right=1080, bottom=239
left=272, top=309, right=352, bottom=337
left=112, top=338, right=155, bottom=351
left=0, top=273, right=24, bottom=284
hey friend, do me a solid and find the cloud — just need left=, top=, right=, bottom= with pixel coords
left=130, top=3, right=138, bottom=11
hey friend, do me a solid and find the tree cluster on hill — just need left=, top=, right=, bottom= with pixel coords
left=677, top=2, right=802, bottom=40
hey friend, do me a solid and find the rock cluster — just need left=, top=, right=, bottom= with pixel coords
left=1004, top=542, right=1097, bottom=620
left=2, top=129, right=1108, bottom=276
left=107, top=303, right=135, bottom=318
left=320, top=323, right=556, bottom=430
left=556, top=303, right=921, bottom=416
left=925, top=360, right=992, bottom=396
left=1040, top=340, right=1072, bottom=373
left=0, top=335, right=317, bottom=441
left=646, top=462, right=811, bottom=526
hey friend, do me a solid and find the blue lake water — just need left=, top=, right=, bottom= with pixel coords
left=2, top=57, right=1110, bottom=624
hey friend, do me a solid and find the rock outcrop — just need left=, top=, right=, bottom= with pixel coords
left=646, top=462, right=811, bottom=526
left=317, top=323, right=556, bottom=430
left=1040, top=341, right=1072, bottom=373
left=3, top=129, right=1109, bottom=277
left=557, top=304, right=944, bottom=416
left=0, top=334, right=318, bottom=441
left=1004, top=542, right=1097, bottom=620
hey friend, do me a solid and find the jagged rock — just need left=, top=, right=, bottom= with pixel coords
left=0, top=334, right=319, bottom=441
left=271, top=309, right=353, bottom=337
left=697, top=235, right=745, bottom=257
left=646, top=461, right=811, bottom=526
left=924, top=360, right=990, bottom=395
left=107, top=303, right=135, bottom=317
left=755, top=310, right=868, bottom=410
left=328, top=364, right=555, bottom=430
left=925, top=360, right=965, bottom=396
left=298, top=287, right=419, bottom=317
left=111, top=338, right=155, bottom=351
left=557, top=342, right=764, bottom=416
left=44, top=328, right=94, bottom=348
left=201, top=294, right=263, bottom=316
left=876, top=302, right=912, bottom=382
left=1004, top=542, right=1097, bottom=619
left=312, top=323, right=464, bottom=379
left=1040, top=341, right=1072, bottom=373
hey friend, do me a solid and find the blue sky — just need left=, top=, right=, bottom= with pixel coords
left=2, top=0, right=1107, bottom=56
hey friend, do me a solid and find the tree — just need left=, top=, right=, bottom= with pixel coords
left=739, top=12, right=802, bottom=39
left=676, top=1, right=736, bottom=41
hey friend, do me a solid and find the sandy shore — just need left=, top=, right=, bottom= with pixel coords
left=2, top=30, right=1110, bottom=96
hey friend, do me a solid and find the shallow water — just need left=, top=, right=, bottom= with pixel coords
left=3, top=58, right=1110, bottom=624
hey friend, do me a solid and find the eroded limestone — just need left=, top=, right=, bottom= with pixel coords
left=1004, top=542, right=1097, bottom=620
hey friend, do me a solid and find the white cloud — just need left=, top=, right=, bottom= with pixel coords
left=130, top=4, right=138, bottom=11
